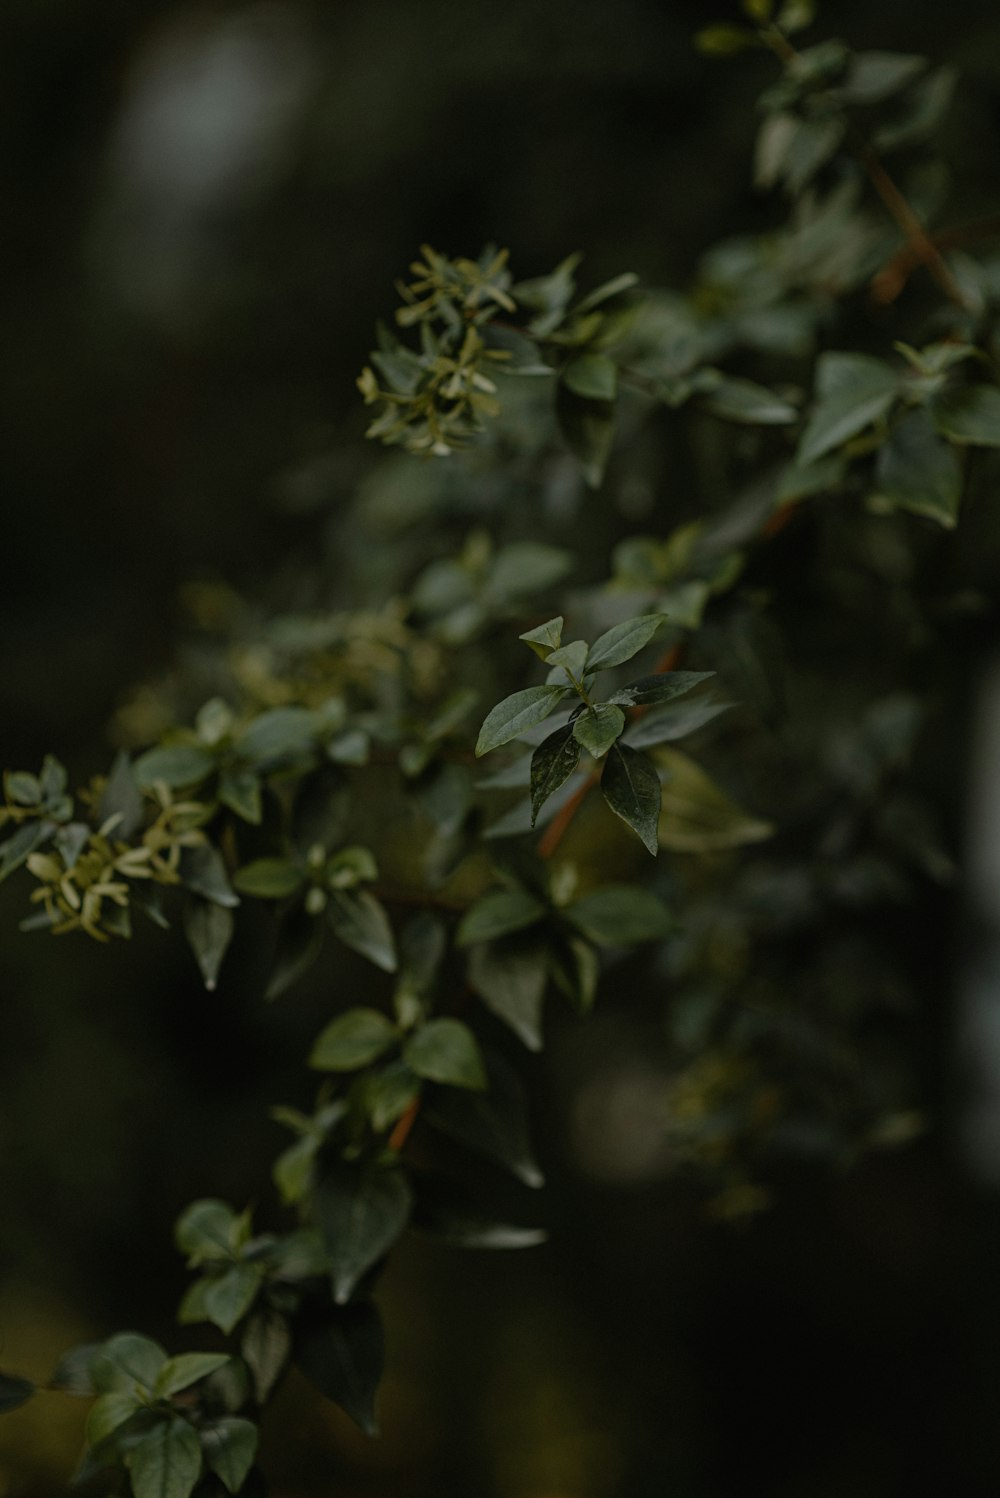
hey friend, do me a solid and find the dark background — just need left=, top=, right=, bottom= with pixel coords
left=3, top=1, right=1000, bottom=1493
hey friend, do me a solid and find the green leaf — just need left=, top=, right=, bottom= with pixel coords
left=606, top=670, right=715, bottom=707
left=700, top=374, right=797, bottom=425
left=265, top=903, right=324, bottom=1000
left=91, top=1333, right=167, bottom=1396
left=657, top=747, right=774, bottom=851
left=201, top=1418, right=258, bottom=1494
left=4, top=771, right=40, bottom=806
left=424, top=1050, right=544, bottom=1187
left=475, top=685, right=569, bottom=757
left=875, top=409, right=962, bottom=527
left=840, top=50, right=926, bottom=105
left=566, top=885, right=672, bottom=946
left=235, top=707, right=320, bottom=765
left=154, top=1354, right=230, bottom=1400
left=694, top=22, right=755, bottom=54
left=294, top=1302, right=384, bottom=1436
left=625, top=698, right=732, bottom=750
left=241, top=1308, right=292, bottom=1405
left=797, top=352, right=898, bottom=464
left=175, top=1199, right=249, bottom=1265
left=561, top=353, right=617, bottom=401
left=178, top=845, right=239, bottom=909
left=87, top=1391, right=140, bottom=1445
left=218, top=768, right=262, bottom=825
left=548, top=934, right=600, bottom=1013
left=467, top=939, right=547, bottom=1052
left=128, top=1418, right=202, bottom=1498
left=530, top=724, right=583, bottom=826
left=360, top=1062, right=422, bottom=1132
left=412, top=1183, right=547, bottom=1250
left=312, top=1163, right=413, bottom=1304
left=328, top=890, right=397, bottom=972
left=273, top=1132, right=319, bottom=1206
left=490, top=543, right=572, bottom=600
left=555, top=384, right=615, bottom=488
left=133, top=744, right=216, bottom=790
left=203, top=1265, right=261, bottom=1336
left=518, top=617, right=564, bottom=660
left=601, top=743, right=662, bottom=855
left=232, top=858, right=305, bottom=899
left=98, top=752, right=145, bottom=839
left=310, top=1009, right=400, bottom=1072
left=572, top=705, right=626, bottom=759
left=0, top=819, right=56, bottom=882
left=183, top=899, right=234, bottom=992
left=933, top=384, right=1000, bottom=447
left=51, top=1343, right=101, bottom=1397
left=404, top=1018, right=487, bottom=1090
left=545, top=639, right=589, bottom=682
left=586, top=614, right=668, bottom=672
left=456, top=887, right=547, bottom=946
left=0, top=1373, right=34, bottom=1414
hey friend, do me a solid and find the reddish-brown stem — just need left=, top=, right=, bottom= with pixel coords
left=536, top=776, right=594, bottom=860
left=388, top=1098, right=420, bottom=1153
left=856, top=143, right=968, bottom=310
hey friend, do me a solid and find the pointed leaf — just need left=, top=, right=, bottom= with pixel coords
left=518, top=617, right=564, bottom=660
left=98, top=752, right=145, bottom=839
left=625, top=698, right=732, bottom=750
left=545, top=639, right=589, bottom=682
left=0, top=1373, right=34, bottom=1414
left=328, top=890, right=397, bottom=972
left=294, top=1301, right=384, bottom=1436
left=87, top=1391, right=140, bottom=1445
left=572, top=704, right=625, bottom=759
left=234, top=707, right=319, bottom=765
left=475, top=685, right=569, bottom=757
left=657, top=748, right=773, bottom=852
left=201, top=1418, right=258, bottom=1493
left=154, top=1354, right=230, bottom=1400
left=266, top=904, right=324, bottom=1000
left=586, top=614, right=668, bottom=672
left=202, top=1265, right=261, bottom=1336
left=241, top=1308, right=291, bottom=1405
left=178, top=845, right=239, bottom=909
left=467, top=940, right=547, bottom=1051
left=423, top=1050, right=543, bottom=1187
left=797, top=352, right=898, bottom=464
left=183, top=899, right=234, bottom=992
left=933, top=383, right=1000, bottom=447
left=218, top=768, right=262, bottom=825
left=561, top=353, right=617, bottom=401
left=175, top=1200, right=249, bottom=1265
left=456, top=887, right=547, bottom=946
left=403, top=1018, right=487, bottom=1090
left=606, top=670, right=715, bottom=707
left=128, top=1418, right=202, bottom=1498
left=530, top=724, right=583, bottom=825
left=312, top=1164, right=412, bottom=1304
left=566, top=885, right=671, bottom=946
left=309, top=1009, right=399, bottom=1072
left=875, top=408, right=961, bottom=527
left=91, top=1334, right=167, bottom=1396
left=555, top=384, right=615, bottom=488
left=133, top=745, right=215, bottom=791
left=601, top=743, right=661, bottom=854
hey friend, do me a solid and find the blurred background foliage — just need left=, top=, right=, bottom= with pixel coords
left=6, top=0, right=1000, bottom=1493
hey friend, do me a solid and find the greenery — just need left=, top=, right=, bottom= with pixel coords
left=3, top=1, right=1000, bottom=1489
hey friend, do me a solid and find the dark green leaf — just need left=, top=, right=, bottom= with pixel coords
left=657, top=747, right=773, bottom=851
left=179, top=846, right=239, bottom=909
left=291, top=766, right=350, bottom=856
left=566, top=885, right=672, bottom=946
left=232, top=858, right=305, bottom=900
left=411, top=1176, right=547, bottom=1248
left=423, top=1050, right=543, bottom=1187
left=518, top=617, right=564, bottom=660
left=128, top=1418, right=202, bottom=1498
left=0, top=819, right=57, bottom=882
left=235, top=708, right=320, bottom=765
left=98, top=752, right=145, bottom=839
left=203, top=1266, right=261, bottom=1336
left=265, top=904, right=325, bottom=1000
left=466, top=939, right=547, bottom=1051
left=183, top=899, right=234, bottom=992
left=530, top=724, right=583, bottom=826
left=475, top=685, right=569, bottom=757
left=875, top=408, right=961, bottom=527
left=328, top=890, right=397, bottom=972
left=700, top=374, right=797, bottom=424
left=561, top=353, right=617, bottom=401
left=294, top=1301, right=384, bottom=1436
left=359, top=1062, right=422, bottom=1132
left=572, top=704, right=626, bottom=759
left=555, top=384, right=615, bottom=488
left=0, top=1373, right=34, bottom=1413
left=87, top=1391, right=141, bottom=1445
left=625, top=698, right=732, bottom=750
left=797, top=352, right=898, bottom=464
left=403, top=1019, right=487, bottom=1090
left=218, top=768, right=262, bottom=825
left=91, top=1333, right=167, bottom=1396
left=241, top=1308, right=291, bottom=1405
left=312, top=1163, right=412, bottom=1304
left=490, top=543, right=572, bottom=600
left=175, top=1200, right=249, bottom=1265
left=201, top=1418, right=258, bottom=1494
left=601, top=743, right=662, bottom=855
left=456, top=887, right=547, bottom=946
left=154, top=1354, right=230, bottom=1400
left=586, top=614, right=668, bottom=672
left=840, top=50, right=925, bottom=104
left=933, top=384, right=1000, bottom=447
left=606, top=670, right=715, bottom=707
left=133, top=745, right=216, bottom=791
left=310, top=1009, right=400, bottom=1072
left=545, top=639, right=589, bottom=682
left=51, top=1343, right=101, bottom=1397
